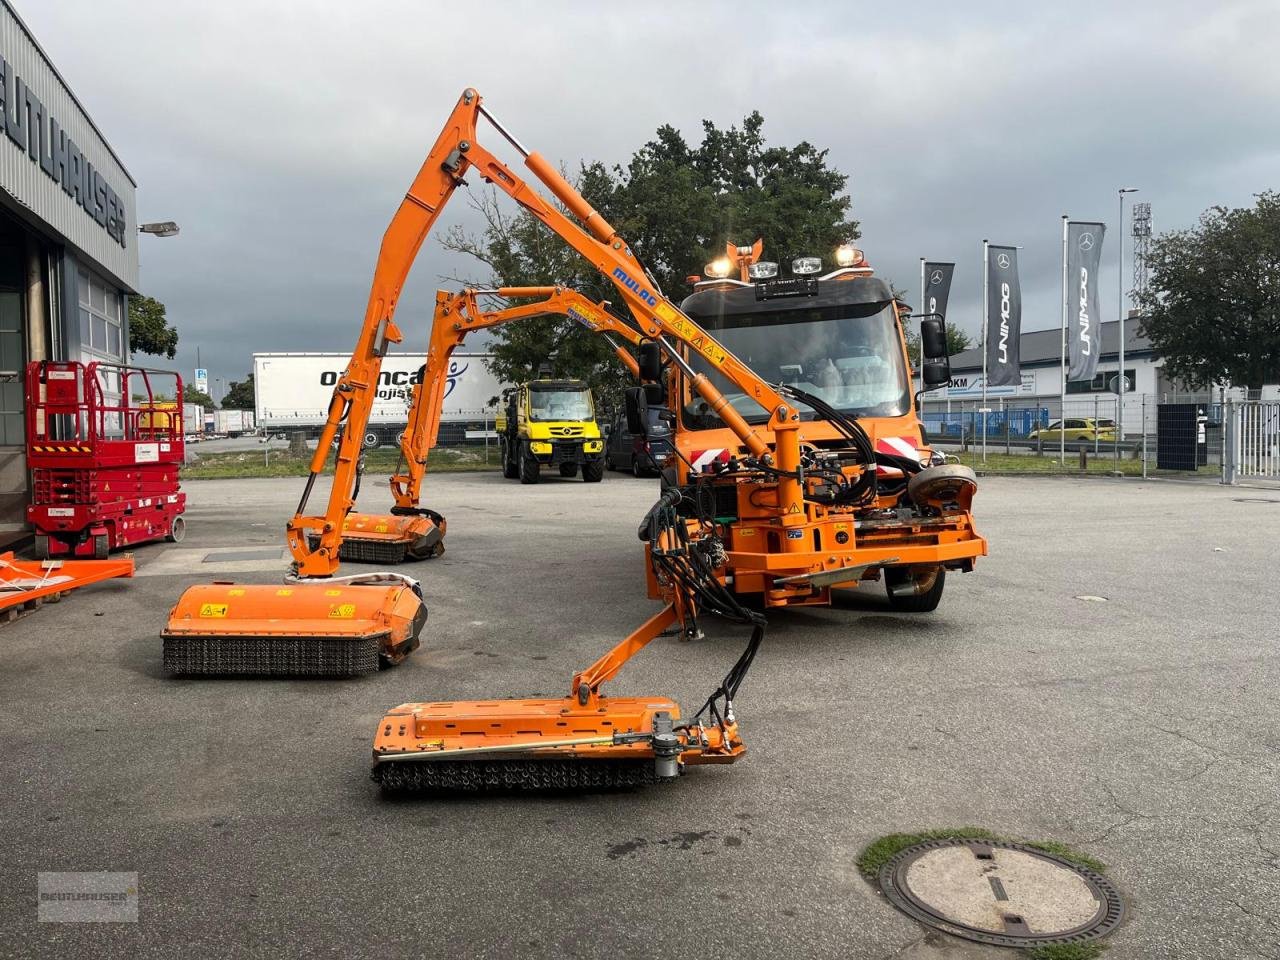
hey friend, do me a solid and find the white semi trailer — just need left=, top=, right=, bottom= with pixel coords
left=253, top=352, right=505, bottom=448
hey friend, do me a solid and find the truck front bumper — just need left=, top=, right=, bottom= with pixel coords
left=527, top=439, right=603, bottom=465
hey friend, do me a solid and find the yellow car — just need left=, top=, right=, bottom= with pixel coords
left=1028, top=417, right=1117, bottom=443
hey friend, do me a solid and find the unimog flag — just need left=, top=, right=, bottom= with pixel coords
left=985, top=245, right=1022, bottom=387
left=923, top=262, right=955, bottom=319
left=1066, top=222, right=1106, bottom=381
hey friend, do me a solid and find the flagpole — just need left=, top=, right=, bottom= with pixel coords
left=1118, top=187, right=1138, bottom=465
left=981, top=239, right=989, bottom=463
left=919, top=257, right=925, bottom=316
left=1060, top=216, right=1069, bottom=465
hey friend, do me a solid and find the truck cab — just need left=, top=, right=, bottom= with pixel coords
left=496, top=378, right=605, bottom=484
left=640, top=243, right=984, bottom=612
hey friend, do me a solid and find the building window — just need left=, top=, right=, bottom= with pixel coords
left=1066, top=368, right=1137, bottom=395
left=78, top=268, right=124, bottom=363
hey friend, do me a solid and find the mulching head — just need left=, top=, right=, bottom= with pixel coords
left=339, top=512, right=445, bottom=564
left=371, top=695, right=742, bottom=794
left=162, top=580, right=426, bottom=677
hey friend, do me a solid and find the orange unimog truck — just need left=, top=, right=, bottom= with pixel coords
left=635, top=241, right=984, bottom=614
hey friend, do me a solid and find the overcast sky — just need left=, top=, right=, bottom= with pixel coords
left=21, top=0, right=1280, bottom=398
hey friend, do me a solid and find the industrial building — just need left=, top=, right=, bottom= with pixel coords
left=0, top=2, right=137, bottom=544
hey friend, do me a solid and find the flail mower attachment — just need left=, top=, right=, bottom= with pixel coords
left=370, top=604, right=754, bottom=794
left=162, top=573, right=427, bottom=677
left=338, top=508, right=446, bottom=565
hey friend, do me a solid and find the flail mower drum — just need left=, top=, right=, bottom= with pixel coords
left=162, top=574, right=427, bottom=677
left=371, top=695, right=743, bottom=793
left=337, top=508, right=446, bottom=564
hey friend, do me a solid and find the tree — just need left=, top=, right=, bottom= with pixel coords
left=904, top=324, right=974, bottom=367
left=128, top=295, right=178, bottom=359
left=183, top=384, right=216, bottom=410
left=1137, top=192, right=1280, bottom=392
left=599, top=112, right=859, bottom=293
left=442, top=112, right=858, bottom=410
left=221, top=373, right=255, bottom=410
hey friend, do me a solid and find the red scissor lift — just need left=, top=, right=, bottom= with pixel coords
left=26, top=361, right=186, bottom=559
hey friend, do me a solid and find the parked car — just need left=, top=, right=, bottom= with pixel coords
left=604, top=414, right=670, bottom=477
left=1028, top=417, right=1117, bottom=443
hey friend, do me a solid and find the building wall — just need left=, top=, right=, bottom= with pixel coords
left=0, top=2, right=137, bottom=293
left=0, top=3, right=138, bottom=542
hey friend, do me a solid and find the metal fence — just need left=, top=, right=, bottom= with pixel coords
left=919, top=394, right=1224, bottom=479
left=1225, top=401, right=1280, bottom=483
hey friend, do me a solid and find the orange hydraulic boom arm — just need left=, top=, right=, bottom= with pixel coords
left=389, top=286, right=644, bottom=511
left=289, top=87, right=804, bottom=580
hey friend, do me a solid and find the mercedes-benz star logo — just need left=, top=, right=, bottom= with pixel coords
left=1078, top=232, right=1095, bottom=251
left=929, top=269, right=944, bottom=285
left=996, top=253, right=1011, bottom=269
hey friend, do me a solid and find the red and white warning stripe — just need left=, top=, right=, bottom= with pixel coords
left=874, top=435, right=921, bottom=478
left=689, top=448, right=730, bottom=473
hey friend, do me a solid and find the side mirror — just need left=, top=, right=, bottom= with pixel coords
left=637, top=341, right=662, bottom=383
left=920, top=317, right=948, bottom=360
left=922, top=359, right=951, bottom=388
left=624, top=387, right=646, bottom=435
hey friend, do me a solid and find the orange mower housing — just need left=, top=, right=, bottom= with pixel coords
left=162, top=579, right=426, bottom=676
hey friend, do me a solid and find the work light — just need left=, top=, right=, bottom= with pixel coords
left=747, top=261, right=778, bottom=279
left=704, top=257, right=733, bottom=279
left=792, top=257, right=822, bottom=275
left=834, top=244, right=864, bottom=267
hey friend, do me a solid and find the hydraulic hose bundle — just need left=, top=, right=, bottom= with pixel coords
left=639, top=486, right=766, bottom=732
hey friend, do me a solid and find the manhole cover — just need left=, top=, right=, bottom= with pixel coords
left=877, top=839, right=1123, bottom=948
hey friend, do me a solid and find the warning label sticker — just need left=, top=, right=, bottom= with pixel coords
left=199, top=603, right=228, bottom=618
left=135, top=443, right=159, bottom=463
left=329, top=604, right=357, bottom=619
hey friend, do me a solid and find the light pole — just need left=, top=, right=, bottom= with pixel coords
left=1118, top=188, right=1138, bottom=460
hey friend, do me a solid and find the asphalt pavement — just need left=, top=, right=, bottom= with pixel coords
left=3, top=470, right=1278, bottom=959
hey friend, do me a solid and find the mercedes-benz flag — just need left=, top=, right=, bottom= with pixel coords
left=985, top=246, right=1021, bottom=387
left=923, top=262, right=955, bottom=318
left=1066, top=222, right=1106, bottom=381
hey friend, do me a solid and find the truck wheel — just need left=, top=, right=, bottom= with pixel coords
left=604, top=452, right=615, bottom=471
left=32, top=535, right=49, bottom=560
left=519, top=450, right=540, bottom=484
left=885, top=567, right=945, bottom=613
left=93, top=534, right=110, bottom=560
left=582, top=460, right=604, bottom=483
left=501, top=441, right=519, bottom=479
left=559, top=462, right=578, bottom=478
left=166, top=515, right=186, bottom=543
left=363, top=432, right=380, bottom=449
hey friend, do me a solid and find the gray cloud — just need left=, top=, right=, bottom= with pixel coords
left=20, top=0, right=1280, bottom=395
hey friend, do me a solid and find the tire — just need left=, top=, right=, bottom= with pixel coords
left=166, top=515, right=186, bottom=543
left=885, top=567, right=945, bottom=613
left=519, top=450, right=540, bottom=484
left=32, top=535, right=49, bottom=560
left=604, top=452, right=616, bottom=471
left=501, top=440, right=519, bottom=479
left=363, top=432, right=380, bottom=449
left=559, top=462, right=579, bottom=478
left=582, top=460, right=604, bottom=483
left=632, top=457, right=646, bottom=478
left=1075, top=435, right=1091, bottom=442
left=93, top=534, right=109, bottom=560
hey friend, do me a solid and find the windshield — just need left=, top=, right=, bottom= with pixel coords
left=682, top=301, right=910, bottom=428
left=529, top=388, right=594, bottom=422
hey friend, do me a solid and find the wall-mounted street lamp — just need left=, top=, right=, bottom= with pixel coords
left=138, top=221, right=180, bottom=238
